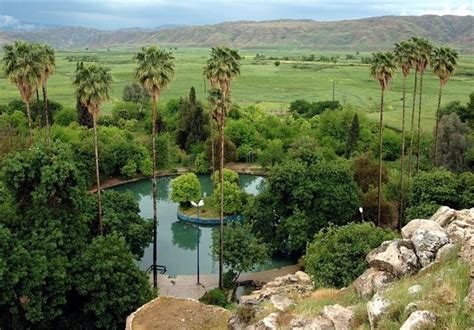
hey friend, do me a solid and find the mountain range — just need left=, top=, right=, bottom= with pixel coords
left=0, top=15, right=472, bottom=52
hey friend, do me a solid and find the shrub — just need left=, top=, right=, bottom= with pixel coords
left=120, top=159, right=137, bottom=179
left=170, top=173, right=202, bottom=206
left=54, top=108, right=77, bottom=126
left=199, top=288, right=228, bottom=308
left=212, top=168, right=239, bottom=186
left=235, top=304, right=256, bottom=324
left=305, top=222, right=397, bottom=288
left=211, top=181, right=243, bottom=214
left=194, top=152, right=209, bottom=174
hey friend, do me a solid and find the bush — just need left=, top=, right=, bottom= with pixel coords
left=305, top=222, right=397, bottom=288
left=211, top=181, right=243, bottom=214
left=212, top=168, right=239, bottom=186
left=120, top=159, right=137, bottom=179
left=199, top=288, right=228, bottom=308
left=194, top=152, right=209, bottom=174
left=170, top=173, right=202, bottom=205
left=54, top=108, right=77, bottom=126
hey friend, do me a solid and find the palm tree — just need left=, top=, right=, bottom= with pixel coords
left=73, top=63, right=112, bottom=235
left=36, top=44, right=56, bottom=145
left=432, top=47, right=458, bottom=166
left=2, top=41, right=41, bottom=144
left=203, top=46, right=241, bottom=289
left=412, top=37, right=433, bottom=172
left=134, top=46, right=175, bottom=289
left=370, top=52, right=396, bottom=226
left=394, top=40, right=415, bottom=229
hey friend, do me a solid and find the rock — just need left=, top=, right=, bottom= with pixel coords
left=289, top=316, right=334, bottom=330
left=430, top=206, right=457, bottom=227
left=320, top=304, right=353, bottom=330
left=408, top=284, right=422, bottom=296
left=411, top=229, right=448, bottom=267
left=295, top=271, right=312, bottom=285
left=400, top=310, right=436, bottom=330
left=402, top=219, right=445, bottom=239
left=446, top=219, right=474, bottom=244
left=270, top=295, right=294, bottom=311
left=466, top=279, right=474, bottom=311
left=254, top=312, right=279, bottom=330
left=435, top=242, right=457, bottom=262
left=367, top=293, right=391, bottom=329
left=366, top=239, right=420, bottom=276
left=455, top=208, right=474, bottom=224
left=459, top=232, right=474, bottom=265
left=404, top=302, right=418, bottom=315
left=354, top=267, right=396, bottom=297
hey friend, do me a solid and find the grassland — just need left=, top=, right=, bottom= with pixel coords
left=0, top=47, right=473, bottom=131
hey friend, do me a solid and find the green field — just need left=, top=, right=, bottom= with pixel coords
left=1, top=47, right=473, bottom=131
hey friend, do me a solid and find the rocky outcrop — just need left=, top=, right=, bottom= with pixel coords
left=430, top=206, right=457, bottom=227
left=321, top=304, right=354, bottom=330
left=366, top=239, right=420, bottom=276
left=400, top=310, right=436, bottom=330
left=367, top=293, right=391, bottom=329
left=411, top=228, right=448, bottom=267
left=254, top=312, right=279, bottom=330
left=402, top=219, right=445, bottom=239
left=289, top=315, right=334, bottom=330
left=354, top=268, right=395, bottom=297
left=270, top=295, right=294, bottom=311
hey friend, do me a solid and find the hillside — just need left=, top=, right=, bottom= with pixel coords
left=1, top=15, right=473, bottom=52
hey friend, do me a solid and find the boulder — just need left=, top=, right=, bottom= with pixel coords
left=366, top=239, right=420, bottom=276
left=455, top=208, right=474, bottom=224
left=254, top=312, right=279, bottom=330
left=400, top=310, right=436, bottom=330
left=446, top=220, right=473, bottom=244
left=320, top=304, right=353, bottom=330
left=402, top=219, right=445, bottom=239
left=459, top=232, right=474, bottom=266
left=270, top=295, right=294, bottom=311
left=435, top=243, right=457, bottom=262
left=367, top=293, right=391, bottom=329
left=411, top=228, right=448, bottom=267
left=354, top=267, right=396, bottom=297
left=404, top=302, right=418, bottom=316
left=295, top=271, right=312, bottom=285
left=289, top=316, right=334, bottom=330
left=466, top=279, right=474, bottom=311
left=408, top=284, right=422, bottom=296
left=430, top=206, right=457, bottom=227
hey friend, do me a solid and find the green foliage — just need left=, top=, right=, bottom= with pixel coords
left=199, top=288, right=228, bottom=308
left=289, top=99, right=341, bottom=118
left=54, top=107, right=77, bottom=126
left=212, top=181, right=244, bottom=214
left=170, top=173, right=202, bottom=205
left=212, top=222, right=268, bottom=282
left=378, top=129, right=401, bottom=161
left=194, top=152, right=209, bottom=174
left=122, top=82, right=150, bottom=106
left=258, top=139, right=286, bottom=168
left=458, top=171, right=474, bottom=209
left=305, top=222, right=397, bottom=288
left=74, top=234, right=154, bottom=329
left=226, top=119, right=259, bottom=148
left=212, top=168, right=239, bottom=186
left=352, top=152, right=388, bottom=193
left=111, top=101, right=144, bottom=123
left=121, top=159, right=137, bottom=179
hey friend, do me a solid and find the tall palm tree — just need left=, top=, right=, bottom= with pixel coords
left=412, top=37, right=433, bottom=172
left=203, top=46, right=241, bottom=289
left=432, top=47, right=458, bottom=166
left=134, top=46, right=175, bottom=289
left=2, top=41, right=41, bottom=144
left=36, top=44, right=56, bottom=145
left=394, top=40, right=415, bottom=229
left=370, top=52, right=396, bottom=226
left=73, top=63, right=112, bottom=235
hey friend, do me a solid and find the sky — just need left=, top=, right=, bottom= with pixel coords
left=0, top=0, right=473, bottom=30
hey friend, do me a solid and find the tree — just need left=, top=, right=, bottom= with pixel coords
left=370, top=51, right=396, bottom=226
left=412, top=37, right=433, bottom=172
left=122, top=82, right=150, bottom=107
left=134, top=46, right=175, bottom=288
left=36, top=44, right=55, bottom=144
left=170, top=173, right=202, bottom=206
left=432, top=47, right=458, bottom=165
left=434, top=113, right=469, bottom=172
left=77, top=97, right=93, bottom=128
left=73, top=62, right=112, bottom=235
left=203, top=46, right=241, bottom=289
left=305, top=223, right=397, bottom=288
left=394, top=40, right=415, bottom=227
left=345, top=113, right=360, bottom=158
left=212, top=222, right=268, bottom=284
left=352, top=152, right=388, bottom=193
left=211, top=181, right=244, bottom=214
left=2, top=41, right=41, bottom=144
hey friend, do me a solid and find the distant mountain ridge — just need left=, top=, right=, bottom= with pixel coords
left=0, top=15, right=472, bottom=52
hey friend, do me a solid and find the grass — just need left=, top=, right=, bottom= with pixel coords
left=178, top=197, right=221, bottom=218
left=1, top=48, right=472, bottom=131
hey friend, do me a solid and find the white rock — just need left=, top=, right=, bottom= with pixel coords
left=320, top=304, right=353, bottom=330
left=289, top=316, right=334, bottom=330
left=354, top=268, right=395, bottom=297
left=295, top=271, right=312, bottom=285
left=435, top=242, right=457, bottom=262
left=366, top=239, right=420, bottom=276
left=408, top=284, right=422, bottom=296
left=402, top=219, right=445, bottom=239
left=367, top=293, right=391, bottom=329
left=404, top=302, right=418, bottom=315
left=254, top=312, right=279, bottom=330
left=430, top=206, right=457, bottom=227
left=412, top=228, right=449, bottom=267
left=400, top=310, right=436, bottom=330
left=270, top=294, right=294, bottom=311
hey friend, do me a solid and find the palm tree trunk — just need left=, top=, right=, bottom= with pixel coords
left=42, top=84, right=51, bottom=145
left=415, top=72, right=424, bottom=173
left=377, top=88, right=385, bottom=227
left=151, top=95, right=158, bottom=289
left=218, top=108, right=225, bottom=290
left=24, top=101, right=33, bottom=145
left=399, top=76, right=407, bottom=230
left=36, top=89, right=40, bottom=103
left=92, top=115, right=103, bottom=235
left=408, top=70, right=418, bottom=177
left=433, top=83, right=443, bottom=167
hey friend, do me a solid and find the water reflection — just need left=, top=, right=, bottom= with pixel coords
left=171, top=221, right=202, bottom=251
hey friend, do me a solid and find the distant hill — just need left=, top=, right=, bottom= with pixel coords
left=1, top=15, right=473, bottom=52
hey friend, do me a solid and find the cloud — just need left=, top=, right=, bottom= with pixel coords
left=0, top=15, right=35, bottom=30
left=419, top=4, right=473, bottom=16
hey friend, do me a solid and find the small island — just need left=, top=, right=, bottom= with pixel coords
left=170, top=169, right=248, bottom=225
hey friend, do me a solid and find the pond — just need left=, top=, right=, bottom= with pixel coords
left=113, top=174, right=293, bottom=277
